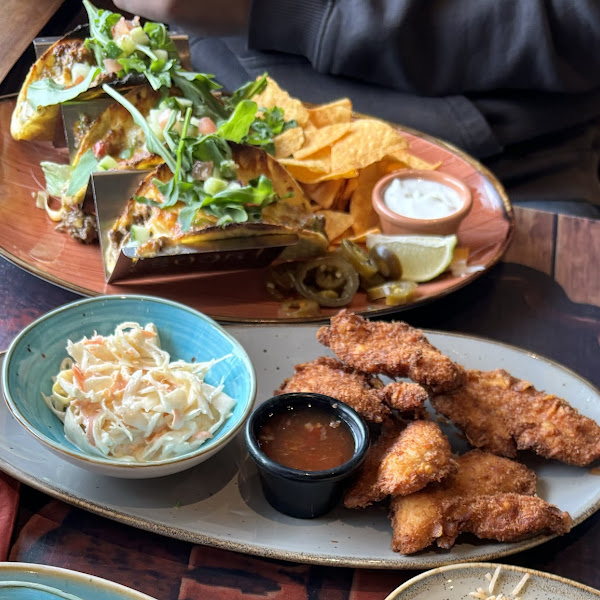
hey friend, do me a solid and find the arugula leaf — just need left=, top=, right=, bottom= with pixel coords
left=213, top=204, right=250, bottom=226
left=172, top=70, right=227, bottom=120
left=102, top=84, right=177, bottom=172
left=144, top=68, right=172, bottom=91
left=202, top=175, right=276, bottom=209
left=83, top=0, right=121, bottom=66
left=27, top=67, right=100, bottom=109
left=117, top=55, right=146, bottom=75
left=67, top=148, right=99, bottom=195
left=187, top=134, right=233, bottom=173
left=161, top=109, right=179, bottom=155
left=103, top=41, right=122, bottom=59
left=154, top=106, right=193, bottom=207
left=143, top=21, right=177, bottom=53
left=177, top=204, right=201, bottom=231
left=83, top=2, right=189, bottom=95
left=40, top=162, right=71, bottom=196
left=174, top=176, right=277, bottom=231
left=225, top=74, right=268, bottom=108
left=217, top=100, right=258, bottom=143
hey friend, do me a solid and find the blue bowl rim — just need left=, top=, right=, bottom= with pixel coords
left=1, top=294, right=257, bottom=470
left=245, top=392, right=370, bottom=481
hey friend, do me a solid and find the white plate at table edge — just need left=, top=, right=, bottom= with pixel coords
left=384, top=562, right=600, bottom=599
left=0, top=324, right=599, bottom=570
left=0, top=562, right=156, bottom=599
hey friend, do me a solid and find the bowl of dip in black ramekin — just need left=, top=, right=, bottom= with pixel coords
left=245, top=392, right=370, bottom=519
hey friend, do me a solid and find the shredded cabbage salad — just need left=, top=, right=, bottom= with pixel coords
left=43, top=322, right=236, bottom=462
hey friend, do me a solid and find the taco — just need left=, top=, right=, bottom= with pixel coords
left=11, top=0, right=197, bottom=142
left=105, top=143, right=328, bottom=276
left=73, top=85, right=165, bottom=171
left=35, top=84, right=166, bottom=243
left=58, top=84, right=167, bottom=209
left=10, top=31, right=105, bottom=141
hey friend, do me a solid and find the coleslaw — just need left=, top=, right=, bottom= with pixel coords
left=43, top=321, right=236, bottom=462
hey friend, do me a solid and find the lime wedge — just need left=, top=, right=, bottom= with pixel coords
left=365, top=234, right=457, bottom=283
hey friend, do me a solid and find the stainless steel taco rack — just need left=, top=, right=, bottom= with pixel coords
left=91, top=170, right=298, bottom=284
left=33, top=33, right=299, bottom=283
left=33, top=30, right=192, bottom=68
left=35, top=31, right=192, bottom=159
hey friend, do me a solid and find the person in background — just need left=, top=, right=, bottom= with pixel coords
left=112, top=0, right=600, bottom=218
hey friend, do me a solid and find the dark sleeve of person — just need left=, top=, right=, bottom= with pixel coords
left=248, top=0, right=600, bottom=95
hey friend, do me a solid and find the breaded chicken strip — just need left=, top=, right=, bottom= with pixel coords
left=344, top=419, right=457, bottom=509
left=432, top=369, right=600, bottom=466
left=379, top=381, right=429, bottom=416
left=439, top=493, right=572, bottom=548
left=274, top=356, right=427, bottom=423
left=389, top=450, right=539, bottom=554
left=317, top=311, right=466, bottom=393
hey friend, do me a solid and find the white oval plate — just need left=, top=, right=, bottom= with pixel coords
left=384, top=562, right=600, bottom=599
left=1, top=324, right=600, bottom=569
left=0, top=562, right=156, bottom=599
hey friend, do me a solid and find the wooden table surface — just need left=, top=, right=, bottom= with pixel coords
left=1, top=205, right=600, bottom=599
left=0, top=0, right=64, bottom=86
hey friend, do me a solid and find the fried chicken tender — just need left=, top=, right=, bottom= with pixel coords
left=317, top=311, right=466, bottom=393
left=344, top=419, right=457, bottom=509
left=378, top=381, right=429, bottom=416
left=274, top=356, right=427, bottom=423
left=439, top=493, right=572, bottom=547
left=389, top=450, right=572, bottom=554
left=432, top=369, right=600, bottom=466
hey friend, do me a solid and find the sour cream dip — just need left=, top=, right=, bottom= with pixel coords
left=383, top=177, right=463, bottom=220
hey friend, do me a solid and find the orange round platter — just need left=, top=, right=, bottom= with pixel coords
left=0, top=98, right=514, bottom=323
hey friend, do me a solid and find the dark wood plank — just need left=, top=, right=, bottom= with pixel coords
left=0, top=0, right=64, bottom=86
left=555, top=214, right=600, bottom=307
left=503, top=206, right=555, bottom=275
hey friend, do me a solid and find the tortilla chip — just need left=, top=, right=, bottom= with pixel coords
left=317, top=209, right=355, bottom=242
left=302, top=179, right=346, bottom=210
left=345, top=227, right=382, bottom=245
left=332, top=177, right=359, bottom=212
left=294, top=123, right=352, bottom=159
left=274, top=126, right=305, bottom=158
left=330, top=119, right=409, bottom=174
left=252, top=76, right=310, bottom=126
left=254, top=79, right=438, bottom=247
left=307, top=98, right=353, bottom=128
left=278, top=157, right=331, bottom=183
left=349, top=160, right=402, bottom=235
left=278, top=146, right=334, bottom=182
left=316, top=168, right=359, bottom=182
left=385, top=146, right=439, bottom=170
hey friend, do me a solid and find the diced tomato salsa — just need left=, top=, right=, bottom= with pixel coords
left=258, top=407, right=355, bottom=471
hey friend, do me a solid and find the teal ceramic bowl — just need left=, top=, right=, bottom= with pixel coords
left=0, top=561, right=157, bottom=599
left=2, top=295, right=256, bottom=479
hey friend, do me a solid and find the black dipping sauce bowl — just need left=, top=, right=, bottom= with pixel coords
left=245, top=392, right=370, bottom=519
